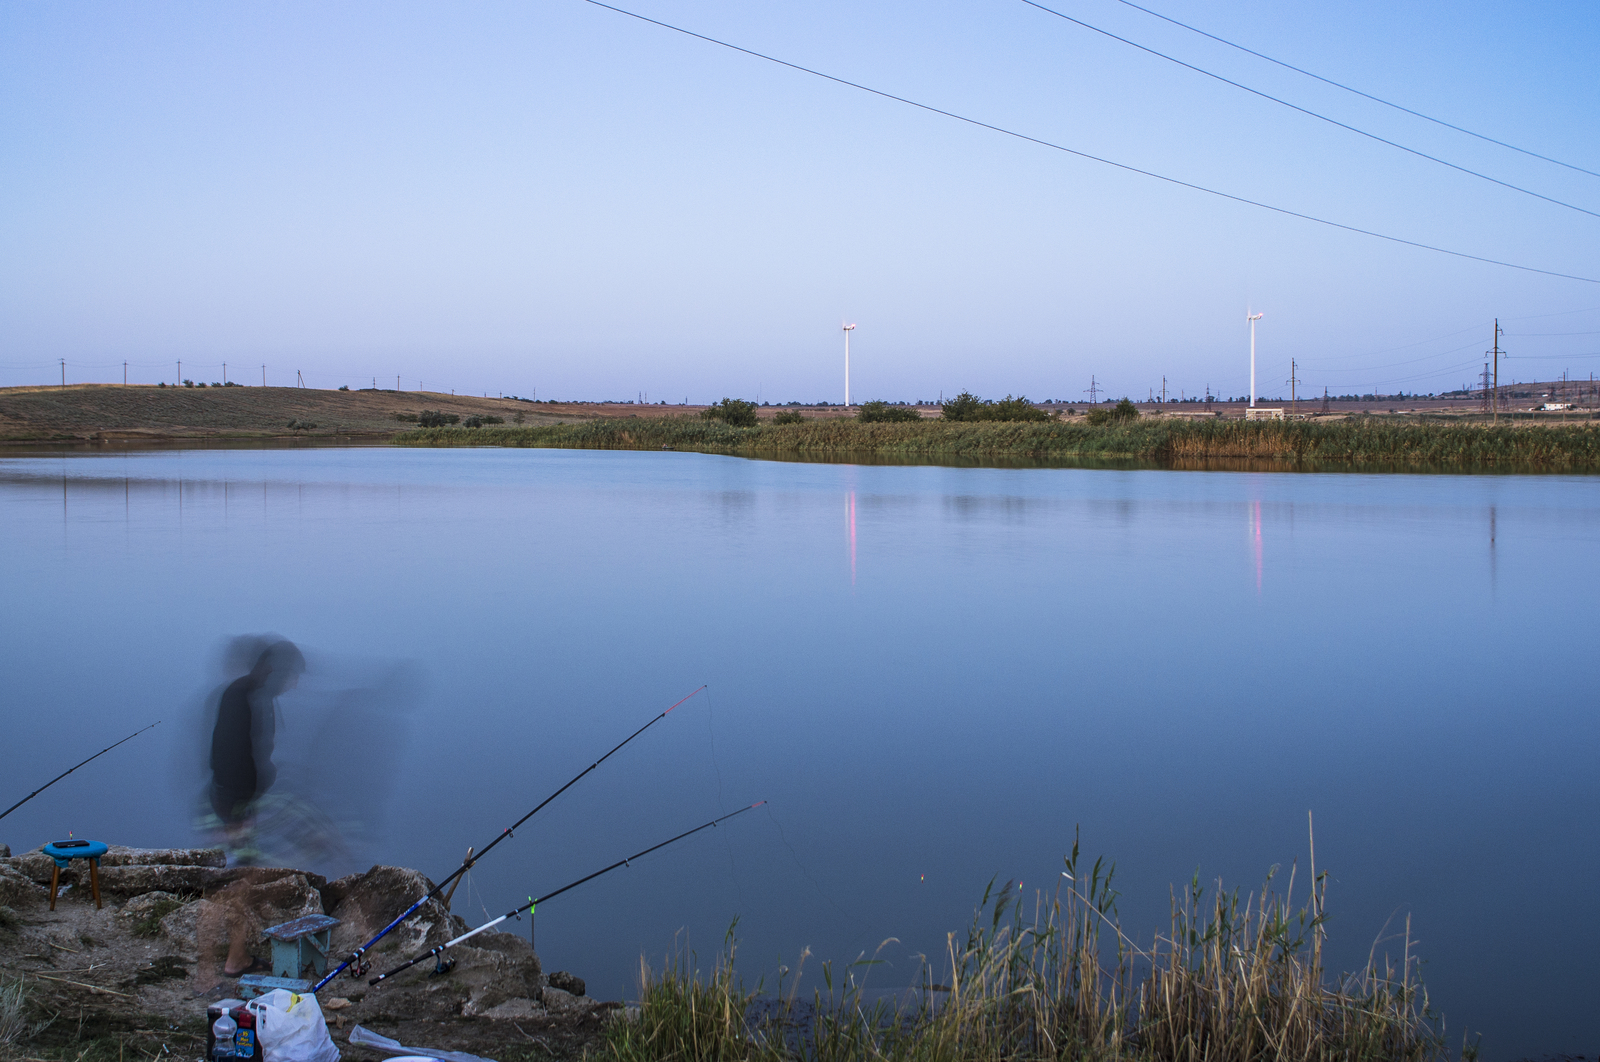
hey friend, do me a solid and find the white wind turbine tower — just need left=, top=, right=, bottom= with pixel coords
left=842, top=322, right=857, bottom=408
left=1247, top=311, right=1264, bottom=408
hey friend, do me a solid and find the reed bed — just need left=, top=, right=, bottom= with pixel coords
left=598, top=849, right=1469, bottom=1062
left=398, top=416, right=1600, bottom=471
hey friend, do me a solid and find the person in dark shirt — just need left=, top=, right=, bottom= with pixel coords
left=209, top=640, right=303, bottom=830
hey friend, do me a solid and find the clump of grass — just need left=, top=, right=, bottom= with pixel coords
left=606, top=926, right=761, bottom=1062
left=0, top=976, right=52, bottom=1051
left=599, top=843, right=1470, bottom=1062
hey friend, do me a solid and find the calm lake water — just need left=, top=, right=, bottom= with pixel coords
left=2, top=446, right=1596, bottom=1056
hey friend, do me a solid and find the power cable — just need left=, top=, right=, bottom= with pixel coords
left=1018, top=0, right=1600, bottom=220
left=1106, top=0, right=1600, bottom=181
left=579, top=0, right=1598, bottom=285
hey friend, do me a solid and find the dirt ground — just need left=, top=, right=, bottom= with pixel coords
left=0, top=847, right=617, bottom=1062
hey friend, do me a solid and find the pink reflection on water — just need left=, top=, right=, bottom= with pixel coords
left=846, top=490, right=858, bottom=584
left=1250, top=499, right=1263, bottom=591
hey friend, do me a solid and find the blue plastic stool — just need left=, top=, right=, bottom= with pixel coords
left=42, top=839, right=109, bottom=910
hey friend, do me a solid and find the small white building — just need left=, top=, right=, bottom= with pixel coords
left=1244, top=407, right=1285, bottom=421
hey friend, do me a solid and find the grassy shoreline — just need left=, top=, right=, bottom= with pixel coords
left=601, top=849, right=1470, bottom=1062
left=396, top=416, right=1600, bottom=471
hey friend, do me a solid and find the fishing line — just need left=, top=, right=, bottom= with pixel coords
left=314, top=686, right=706, bottom=992
left=762, top=804, right=868, bottom=936
left=367, top=802, right=766, bottom=985
left=702, top=687, right=744, bottom=904
left=0, top=723, right=159, bottom=822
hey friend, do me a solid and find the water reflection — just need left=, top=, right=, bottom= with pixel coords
left=846, top=491, right=857, bottom=584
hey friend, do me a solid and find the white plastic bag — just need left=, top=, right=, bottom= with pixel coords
left=247, top=989, right=340, bottom=1062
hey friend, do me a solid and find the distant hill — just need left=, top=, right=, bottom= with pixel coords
left=0, top=384, right=616, bottom=443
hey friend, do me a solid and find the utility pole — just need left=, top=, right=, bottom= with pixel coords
left=1085, top=376, right=1100, bottom=405
left=1161, top=376, right=1167, bottom=404
left=123, top=361, right=128, bottom=385
left=1487, top=320, right=1503, bottom=423
left=223, top=362, right=227, bottom=385
left=1205, top=383, right=1212, bottom=412
left=298, top=370, right=305, bottom=388
left=842, top=323, right=856, bottom=408
left=1248, top=312, right=1264, bottom=408
left=262, top=365, right=266, bottom=386
left=1321, top=386, right=1329, bottom=414
left=1480, top=364, right=1492, bottom=414
left=60, top=359, right=65, bottom=387
left=178, top=360, right=182, bottom=384
left=1287, top=359, right=1300, bottom=415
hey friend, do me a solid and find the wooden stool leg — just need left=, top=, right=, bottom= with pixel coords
left=89, top=859, right=102, bottom=910
left=49, top=864, right=60, bottom=911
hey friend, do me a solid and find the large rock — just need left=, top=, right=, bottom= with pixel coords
left=116, top=890, right=184, bottom=929
left=323, top=866, right=468, bottom=962
left=2, top=846, right=228, bottom=892
left=100, top=846, right=227, bottom=868
left=0, top=863, right=42, bottom=906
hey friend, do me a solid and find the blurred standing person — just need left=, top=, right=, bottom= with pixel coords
left=209, top=639, right=304, bottom=864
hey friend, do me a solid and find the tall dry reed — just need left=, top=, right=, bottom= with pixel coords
left=598, top=840, right=1472, bottom=1062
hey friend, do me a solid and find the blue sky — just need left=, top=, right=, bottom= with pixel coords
left=2, top=0, right=1597, bottom=402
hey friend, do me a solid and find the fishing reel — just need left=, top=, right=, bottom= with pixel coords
left=345, top=949, right=372, bottom=978
left=429, top=956, right=457, bottom=978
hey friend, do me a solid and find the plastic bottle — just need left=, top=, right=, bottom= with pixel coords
left=211, top=1013, right=237, bottom=1059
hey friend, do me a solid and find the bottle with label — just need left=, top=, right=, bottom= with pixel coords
left=211, top=1013, right=237, bottom=1060
left=232, top=1007, right=256, bottom=1059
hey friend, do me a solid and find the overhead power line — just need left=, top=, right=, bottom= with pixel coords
left=1018, top=0, right=1600, bottom=220
left=580, top=0, right=1598, bottom=284
left=1107, top=0, right=1600, bottom=181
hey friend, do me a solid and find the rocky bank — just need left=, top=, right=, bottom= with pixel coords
left=0, top=844, right=615, bottom=1061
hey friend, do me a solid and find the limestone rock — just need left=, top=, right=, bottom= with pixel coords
left=448, top=931, right=543, bottom=1014
left=0, top=863, right=43, bottom=907
left=116, top=890, right=183, bottom=926
left=100, top=847, right=226, bottom=868
left=477, top=998, right=543, bottom=1020
left=323, top=866, right=468, bottom=960
left=547, top=970, right=585, bottom=997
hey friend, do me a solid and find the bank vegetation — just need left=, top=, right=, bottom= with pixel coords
left=396, top=415, right=1600, bottom=471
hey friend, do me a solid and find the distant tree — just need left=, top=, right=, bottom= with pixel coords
left=940, top=392, right=1048, bottom=422
left=857, top=400, right=920, bottom=423
left=417, top=410, right=460, bottom=427
left=1085, top=398, right=1139, bottom=426
left=940, top=392, right=985, bottom=421
left=986, top=395, right=1050, bottom=422
left=772, top=408, right=806, bottom=425
left=700, top=398, right=759, bottom=427
left=463, top=415, right=484, bottom=428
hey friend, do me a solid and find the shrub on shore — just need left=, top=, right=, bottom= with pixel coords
left=1085, top=397, right=1139, bottom=425
left=772, top=409, right=806, bottom=425
left=702, top=398, right=760, bottom=427
left=857, top=401, right=921, bottom=423
left=940, top=392, right=1050, bottom=422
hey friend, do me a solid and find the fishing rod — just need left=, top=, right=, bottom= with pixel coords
left=369, top=801, right=765, bottom=986
left=0, top=722, right=160, bottom=823
left=315, top=686, right=706, bottom=991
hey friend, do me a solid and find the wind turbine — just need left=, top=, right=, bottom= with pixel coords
left=1247, top=311, right=1264, bottom=408
left=843, top=322, right=857, bottom=408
